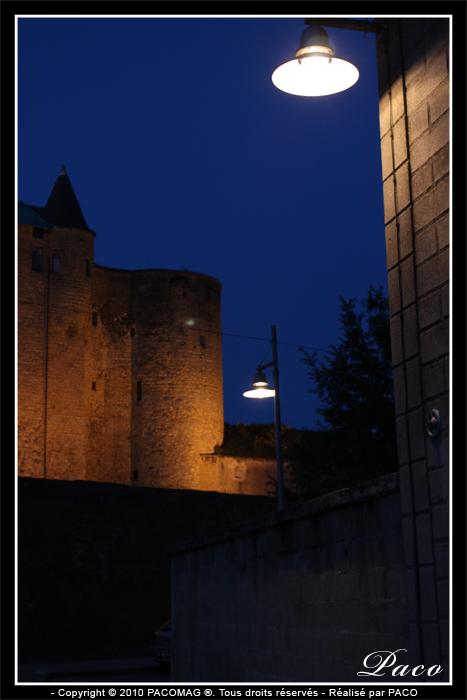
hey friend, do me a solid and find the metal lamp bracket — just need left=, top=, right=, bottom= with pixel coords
left=426, top=409, right=442, bottom=439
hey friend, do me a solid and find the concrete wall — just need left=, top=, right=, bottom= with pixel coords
left=377, top=18, right=449, bottom=678
left=17, top=477, right=275, bottom=662
left=171, top=473, right=409, bottom=682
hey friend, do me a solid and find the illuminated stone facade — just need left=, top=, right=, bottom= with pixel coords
left=377, top=18, right=449, bottom=679
left=17, top=167, right=225, bottom=490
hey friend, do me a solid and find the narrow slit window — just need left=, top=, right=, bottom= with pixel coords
left=92, top=312, right=98, bottom=326
left=130, top=328, right=135, bottom=337
left=200, top=335, right=206, bottom=348
left=132, top=470, right=138, bottom=480
left=52, top=254, right=60, bottom=273
left=92, top=382, right=96, bottom=391
left=136, top=381, right=142, bottom=401
left=86, top=258, right=91, bottom=277
left=32, top=247, right=43, bottom=272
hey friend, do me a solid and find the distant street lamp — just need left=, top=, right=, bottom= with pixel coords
left=272, top=18, right=385, bottom=97
left=243, top=325, right=285, bottom=512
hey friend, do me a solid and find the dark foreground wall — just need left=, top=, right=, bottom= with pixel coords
left=17, top=477, right=275, bottom=662
left=171, top=473, right=409, bottom=682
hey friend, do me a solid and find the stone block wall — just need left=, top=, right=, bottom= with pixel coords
left=377, top=18, right=449, bottom=678
left=171, top=474, right=409, bottom=682
left=17, top=477, right=275, bottom=662
left=17, top=223, right=95, bottom=480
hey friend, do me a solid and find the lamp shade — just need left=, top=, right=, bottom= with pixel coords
left=243, top=370, right=275, bottom=399
left=272, top=23, right=359, bottom=97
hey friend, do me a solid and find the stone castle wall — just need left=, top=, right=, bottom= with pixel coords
left=17, top=222, right=224, bottom=490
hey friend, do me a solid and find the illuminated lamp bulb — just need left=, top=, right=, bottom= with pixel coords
left=272, top=22, right=359, bottom=97
left=243, top=371, right=275, bottom=399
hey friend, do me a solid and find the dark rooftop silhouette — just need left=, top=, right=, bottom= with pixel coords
left=27, top=165, right=94, bottom=234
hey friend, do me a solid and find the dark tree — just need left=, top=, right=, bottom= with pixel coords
left=292, top=286, right=398, bottom=498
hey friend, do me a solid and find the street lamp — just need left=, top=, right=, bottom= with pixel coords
left=272, top=18, right=385, bottom=97
left=243, top=325, right=285, bottom=512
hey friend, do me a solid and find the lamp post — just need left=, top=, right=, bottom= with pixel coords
left=272, top=18, right=385, bottom=97
left=243, top=325, right=285, bottom=512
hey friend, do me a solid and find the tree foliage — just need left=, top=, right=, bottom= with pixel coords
left=291, top=286, right=398, bottom=499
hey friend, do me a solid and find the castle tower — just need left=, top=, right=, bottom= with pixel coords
left=18, top=166, right=95, bottom=480
left=18, top=167, right=224, bottom=489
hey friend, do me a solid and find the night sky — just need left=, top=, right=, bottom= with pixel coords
left=17, top=14, right=388, bottom=430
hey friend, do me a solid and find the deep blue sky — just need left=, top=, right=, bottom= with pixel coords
left=17, top=15, right=388, bottom=430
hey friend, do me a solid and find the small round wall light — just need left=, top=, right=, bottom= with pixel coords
left=272, top=22, right=359, bottom=97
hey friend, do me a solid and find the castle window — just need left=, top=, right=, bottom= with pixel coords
left=92, top=382, right=96, bottom=391
left=32, top=228, right=43, bottom=240
left=136, top=381, right=142, bottom=401
left=32, top=247, right=43, bottom=272
left=52, top=254, right=60, bottom=273
left=86, top=258, right=91, bottom=277
left=92, top=312, right=98, bottom=326
left=200, top=335, right=206, bottom=348
left=130, top=328, right=135, bottom=337
left=132, top=470, right=138, bottom=480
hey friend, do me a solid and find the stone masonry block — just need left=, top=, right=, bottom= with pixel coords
left=388, top=267, right=401, bottom=316
left=401, top=256, right=416, bottom=308
left=441, top=283, right=449, bottom=319
left=428, top=465, right=446, bottom=507
left=406, top=356, right=422, bottom=409
left=422, top=359, right=445, bottom=400
left=387, top=31, right=403, bottom=85
left=424, top=19, right=449, bottom=66
left=410, top=111, right=449, bottom=172
left=418, top=291, right=441, bottom=329
left=402, top=564, right=418, bottom=617
left=431, top=504, right=449, bottom=540
left=432, top=143, right=449, bottom=183
left=401, top=516, right=416, bottom=568
left=402, top=33, right=427, bottom=88
left=408, top=621, right=423, bottom=664
left=402, top=304, right=419, bottom=358
left=379, top=91, right=390, bottom=138
left=421, top=623, right=442, bottom=670
left=413, top=178, right=449, bottom=233
left=406, top=51, right=449, bottom=114
left=401, top=17, right=437, bottom=56
left=398, top=464, right=413, bottom=516
left=395, top=415, right=409, bottom=465
left=385, top=220, right=398, bottom=270
left=393, top=366, right=406, bottom=416
left=408, top=409, right=426, bottom=461
left=418, top=566, right=438, bottom=620
left=437, top=212, right=449, bottom=250
left=429, top=80, right=449, bottom=125
left=415, top=512, right=433, bottom=564
left=437, top=579, right=449, bottom=618
left=390, top=315, right=402, bottom=366
left=383, top=176, right=396, bottom=224
left=398, top=207, right=414, bottom=260
left=408, top=102, right=429, bottom=144
left=420, top=321, right=449, bottom=364
left=393, top=117, right=408, bottom=169
left=434, top=541, right=449, bottom=578
left=395, top=161, right=411, bottom=213
left=380, top=132, right=394, bottom=182
left=412, top=161, right=433, bottom=201
left=414, top=224, right=437, bottom=266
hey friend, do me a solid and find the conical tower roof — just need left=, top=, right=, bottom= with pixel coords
left=29, top=165, right=94, bottom=233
